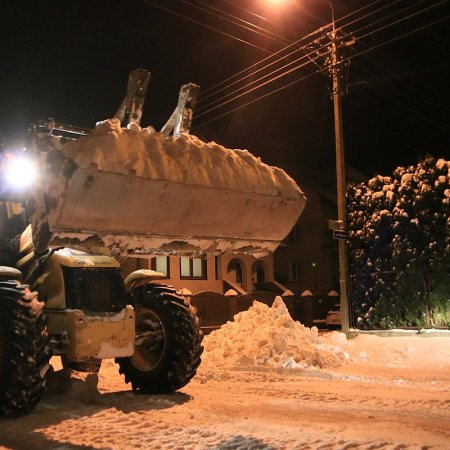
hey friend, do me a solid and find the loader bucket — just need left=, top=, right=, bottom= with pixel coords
left=29, top=120, right=306, bottom=257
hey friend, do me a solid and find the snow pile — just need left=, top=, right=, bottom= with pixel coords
left=201, top=297, right=347, bottom=371
left=60, top=118, right=303, bottom=199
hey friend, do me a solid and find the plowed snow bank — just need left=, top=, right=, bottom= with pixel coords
left=201, top=297, right=347, bottom=370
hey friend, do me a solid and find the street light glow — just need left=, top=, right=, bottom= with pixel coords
left=265, top=0, right=288, bottom=6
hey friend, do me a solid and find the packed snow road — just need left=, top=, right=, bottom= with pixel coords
left=1, top=300, right=449, bottom=449
left=0, top=353, right=448, bottom=450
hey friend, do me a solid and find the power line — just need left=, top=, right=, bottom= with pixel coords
left=180, top=0, right=290, bottom=46
left=200, top=25, right=330, bottom=98
left=197, top=37, right=330, bottom=114
left=194, top=9, right=450, bottom=129
left=144, top=0, right=421, bottom=117
left=220, top=0, right=301, bottom=39
left=142, top=0, right=449, bottom=134
left=197, top=0, right=405, bottom=101
left=348, top=65, right=449, bottom=131
left=348, top=15, right=450, bottom=64
left=336, top=0, right=405, bottom=30
left=140, top=0, right=272, bottom=54
left=351, top=0, right=449, bottom=41
left=195, top=1, right=445, bottom=120
left=350, top=44, right=450, bottom=118
left=193, top=68, right=320, bottom=130
left=195, top=48, right=319, bottom=119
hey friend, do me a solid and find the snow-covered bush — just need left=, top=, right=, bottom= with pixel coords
left=348, top=156, right=450, bottom=329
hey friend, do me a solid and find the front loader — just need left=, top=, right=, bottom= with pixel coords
left=0, top=69, right=306, bottom=416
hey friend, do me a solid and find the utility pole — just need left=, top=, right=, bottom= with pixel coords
left=312, top=23, right=354, bottom=334
left=330, top=26, right=351, bottom=334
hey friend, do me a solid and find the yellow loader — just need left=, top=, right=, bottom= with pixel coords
left=0, top=69, right=306, bottom=416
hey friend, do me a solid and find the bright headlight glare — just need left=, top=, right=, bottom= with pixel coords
left=5, top=156, right=37, bottom=189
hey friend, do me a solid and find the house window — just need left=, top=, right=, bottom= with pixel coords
left=286, top=224, right=301, bottom=244
left=289, top=262, right=301, bottom=281
left=151, top=256, right=170, bottom=277
left=180, top=257, right=207, bottom=279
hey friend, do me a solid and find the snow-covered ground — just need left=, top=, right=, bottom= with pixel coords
left=1, top=299, right=449, bottom=450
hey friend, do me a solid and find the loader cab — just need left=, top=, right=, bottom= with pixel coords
left=35, top=248, right=128, bottom=313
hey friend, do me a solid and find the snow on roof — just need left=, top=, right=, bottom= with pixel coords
left=224, top=289, right=238, bottom=297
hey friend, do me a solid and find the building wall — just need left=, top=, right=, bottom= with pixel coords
left=274, top=186, right=338, bottom=294
left=121, top=253, right=274, bottom=295
left=119, top=165, right=366, bottom=296
left=120, top=183, right=339, bottom=297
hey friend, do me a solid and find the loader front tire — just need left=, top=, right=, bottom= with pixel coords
left=0, top=281, right=51, bottom=417
left=116, top=283, right=203, bottom=394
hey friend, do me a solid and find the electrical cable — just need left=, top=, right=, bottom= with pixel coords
left=181, top=0, right=291, bottom=46
left=336, top=0, right=405, bottom=30
left=143, top=0, right=419, bottom=115
left=193, top=68, right=321, bottom=130
left=351, top=0, right=449, bottom=41
left=197, top=0, right=405, bottom=101
left=195, top=49, right=319, bottom=119
left=350, top=42, right=450, bottom=117
left=140, top=0, right=273, bottom=54
left=200, top=25, right=330, bottom=97
left=195, top=1, right=444, bottom=117
left=348, top=65, right=449, bottom=131
left=220, top=0, right=303, bottom=39
left=197, top=1, right=449, bottom=120
left=196, top=38, right=330, bottom=113
left=194, top=12, right=450, bottom=128
left=141, top=0, right=449, bottom=133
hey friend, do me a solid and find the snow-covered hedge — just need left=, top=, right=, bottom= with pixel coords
left=347, top=156, right=450, bottom=329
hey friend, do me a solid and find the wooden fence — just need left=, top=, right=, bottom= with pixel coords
left=190, top=291, right=316, bottom=333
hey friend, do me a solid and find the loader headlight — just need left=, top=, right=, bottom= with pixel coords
left=3, top=151, right=37, bottom=190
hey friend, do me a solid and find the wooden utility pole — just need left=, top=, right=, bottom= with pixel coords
left=330, top=26, right=351, bottom=334
left=310, top=19, right=354, bottom=334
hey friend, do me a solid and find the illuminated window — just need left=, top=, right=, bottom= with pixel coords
left=151, top=256, right=170, bottom=277
left=180, top=257, right=207, bottom=279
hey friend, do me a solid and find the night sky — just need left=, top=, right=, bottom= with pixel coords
left=2, top=0, right=450, bottom=176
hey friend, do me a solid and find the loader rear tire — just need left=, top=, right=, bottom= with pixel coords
left=116, top=283, right=203, bottom=394
left=0, top=281, right=51, bottom=417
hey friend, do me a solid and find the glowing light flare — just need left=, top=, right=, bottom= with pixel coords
left=264, top=0, right=292, bottom=6
left=3, top=152, right=38, bottom=190
left=261, top=0, right=296, bottom=18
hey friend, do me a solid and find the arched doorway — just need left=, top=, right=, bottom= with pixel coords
left=251, top=261, right=266, bottom=284
left=227, top=259, right=244, bottom=286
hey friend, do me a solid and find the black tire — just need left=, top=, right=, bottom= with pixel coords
left=0, top=281, right=51, bottom=417
left=116, top=283, right=203, bottom=394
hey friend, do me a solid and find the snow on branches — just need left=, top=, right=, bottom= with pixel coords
left=347, top=157, right=449, bottom=329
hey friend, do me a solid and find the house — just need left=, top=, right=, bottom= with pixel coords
left=121, top=164, right=367, bottom=299
left=120, top=252, right=275, bottom=296
left=274, top=164, right=367, bottom=294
